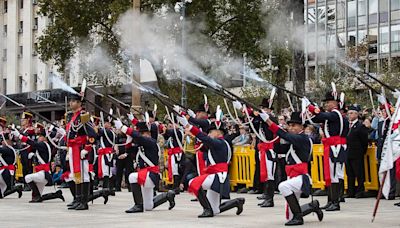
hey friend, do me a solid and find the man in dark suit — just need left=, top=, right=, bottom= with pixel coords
left=346, top=105, right=369, bottom=198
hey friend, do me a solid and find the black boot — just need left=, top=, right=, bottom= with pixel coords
left=339, top=179, right=345, bottom=203
left=284, top=194, right=304, bottom=226
left=197, top=188, right=214, bottom=218
left=259, top=181, right=275, bottom=207
left=23, top=183, right=31, bottom=192
left=3, top=185, right=23, bottom=198
left=257, top=182, right=267, bottom=200
left=320, top=187, right=332, bottom=210
left=67, top=181, right=77, bottom=207
left=41, top=190, right=65, bottom=202
left=68, top=183, right=82, bottom=209
left=301, top=200, right=323, bottom=222
left=88, top=190, right=109, bottom=204
left=125, top=183, right=144, bottom=213
left=394, top=202, right=400, bottom=207
left=75, top=182, right=89, bottom=210
left=153, top=190, right=176, bottom=210
left=173, top=175, right=181, bottom=195
left=28, top=182, right=42, bottom=203
left=220, top=198, right=246, bottom=215
left=109, top=176, right=116, bottom=196
left=325, top=183, right=340, bottom=212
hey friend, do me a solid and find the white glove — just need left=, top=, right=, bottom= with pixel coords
left=259, top=112, right=270, bottom=122
left=177, top=116, right=189, bottom=127
left=28, top=152, right=35, bottom=159
left=173, top=105, right=181, bottom=114
left=114, top=119, right=123, bottom=130
left=127, top=113, right=135, bottom=121
left=11, top=129, right=20, bottom=138
left=57, top=127, right=66, bottom=136
left=232, top=100, right=243, bottom=110
left=302, top=97, right=311, bottom=108
left=81, top=149, right=89, bottom=159
left=187, top=109, right=196, bottom=118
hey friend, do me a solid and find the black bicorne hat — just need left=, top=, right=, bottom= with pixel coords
left=322, top=91, right=339, bottom=102
left=287, top=112, right=303, bottom=125
left=208, top=121, right=227, bottom=135
left=136, top=121, right=150, bottom=133
left=259, top=98, right=273, bottom=110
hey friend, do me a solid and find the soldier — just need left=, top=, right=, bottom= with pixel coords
left=65, top=93, right=97, bottom=210
left=114, top=119, right=176, bottom=214
left=250, top=98, right=279, bottom=208
left=307, top=91, right=349, bottom=211
left=260, top=111, right=323, bottom=226
left=11, top=127, right=65, bottom=203
left=19, top=112, right=35, bottom=191
left=0, top=127, right=23, bottom=199
left=177, top=116, right=245, bottom=218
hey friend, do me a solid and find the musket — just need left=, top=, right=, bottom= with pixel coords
left=364, top=72, right=396, bottom=92
left=354, top=76, right=380, bottom=95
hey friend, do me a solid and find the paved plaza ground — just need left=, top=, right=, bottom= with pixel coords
left=0, top=187, right=399, bottom=228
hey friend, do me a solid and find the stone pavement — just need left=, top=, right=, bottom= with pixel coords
left=0, top=187, right=399, bottom=228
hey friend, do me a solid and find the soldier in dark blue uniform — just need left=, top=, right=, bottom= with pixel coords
left=114, top=119, right=176, bottom=214
left=11, top=128, right=65, bottom=203
left=260, top=111, right=323, bottom=226
left=308, top=92, right=349, bottom=211
left=177, top=116, right=245, bottom=218
left=0, top=129, right=23, bottom=199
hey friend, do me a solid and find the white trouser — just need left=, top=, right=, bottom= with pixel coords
left=129, top=172, right=156, bottom=211
left=25, top=171, right=48, bottom=196
left=189, top=174, right=221, bottom=215
left=279, top=175, right=303, bottom=220
left=171, top=154, right=182, bottom=176
left=260, top=152, right=276, bottom=181
left=100, top=154, right=113, bottom=178
left=68, top=149, right=90, bottom=183
left=0, top=170, right=7, bottom=195
left=330, top=158, right=344, bottom=183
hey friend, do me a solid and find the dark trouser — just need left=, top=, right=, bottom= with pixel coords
left=252, top=149, right=261, bottom=191
left=346, top=158, right=365, bottom=196
left=389, top=162, right=397, bottom=199
left=115, top=158, right=134, bottom=190
left=21, top=153, right=33, bottom=183
left=275, top=157, right=287, bottom=188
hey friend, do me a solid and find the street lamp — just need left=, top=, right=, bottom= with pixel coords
left=175, top=0, right=192, bottom=107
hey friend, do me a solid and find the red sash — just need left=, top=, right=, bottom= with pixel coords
left=195, top=142, right=206, bottom=175
left=0, top=165, right=15, bottom=171
left=137, top=166, right=160, bottom=186
left=89, top=164, right=94, bottom=172
left=258, top=142, right=274, bottom=182
left=167, top=147, right=183, bottom=181
left=61, top=171, right=70, bottom=181
left=97, top=147, right=113, bottom=178
left=35, top=163, right=50, bottom=172
left=285, top=163, right=308, bottom=178
left=67, top=136, right=87, bottom=184
left=322, top=136, right=346, bottom=186
left=188, top=163, right=228, bottom=196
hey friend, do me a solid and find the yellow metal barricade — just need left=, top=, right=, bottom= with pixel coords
left=229, top=145, right=255, bottom=189
left=15, top=156, right=23, bottom=181
left=311, top=144, right=379, bottom=191
left=162, top=149, right=174, bottom=186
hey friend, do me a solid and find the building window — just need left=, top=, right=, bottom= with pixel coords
left=33, top=18, right=38, bottom=30
left=33, top=43, right=38, bottom=56
left=3, top=25, right=6, bottom=37
left=392, top=0, right=400, bottom=11
left=33, top=74, right=38, bottom=91
left=18, top=46, right=23, bottom=58
left=3, top=79, right=6, bottom=94
left=19, top=21, right=23, bottom=33
left=18, top=76, right=23, bottom=93
left=2, top=49, right=6, bottom=61
left=20, top=0, right=23, bottom=9
left=3, top=1, right=7, bottom=13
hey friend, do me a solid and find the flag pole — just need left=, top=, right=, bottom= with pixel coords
left=371, top=171, right=387, bottom=223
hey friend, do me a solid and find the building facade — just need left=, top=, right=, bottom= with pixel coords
left=305, top=0, right=400, bottom=79
left=0, top=0, right=56, bottom=95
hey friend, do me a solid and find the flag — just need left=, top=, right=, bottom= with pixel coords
left=379, top=97, right=400, bottom=199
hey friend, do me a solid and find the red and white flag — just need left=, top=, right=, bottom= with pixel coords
left=379, top=96, right=400, bottom=199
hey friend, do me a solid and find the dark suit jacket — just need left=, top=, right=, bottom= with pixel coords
left=346, top=119, right=369, bottom=160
